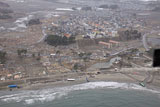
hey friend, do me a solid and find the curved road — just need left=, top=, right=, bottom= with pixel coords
left=142, top=33, right=149, bottom=51
left=142, top=30, right=159, bottom=51
left=37, top=26, right=48, bottom=43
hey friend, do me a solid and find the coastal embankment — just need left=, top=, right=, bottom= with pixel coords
left=1, top=67, right=160, bottom=91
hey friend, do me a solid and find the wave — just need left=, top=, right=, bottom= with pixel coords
left=0, top=82, right=159, bottom=105
left=139, top=0, right=157, bottom=1
left=8, top=0, right=25, bottom=3
left=55, top=8, right=74, bottom=11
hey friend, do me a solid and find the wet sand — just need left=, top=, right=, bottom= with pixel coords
left=21, top=72, right=160, bottom=91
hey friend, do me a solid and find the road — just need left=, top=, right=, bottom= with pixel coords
left=142, top=30, right=160, bottom=51
left=37, top=26, right=48, bottom=43
left=110, top=46, right=140, bottom=56
left=142, top=33, right=150, bottom=51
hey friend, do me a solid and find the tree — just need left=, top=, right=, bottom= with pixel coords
left=110, top=5, right=119, bottom=9
left=0, top=51, right=7, bottom=64
left=17, top=49, right=27, bottom=57
left=73, top=63, right=79, bottom=72
left=79, top=52, right=85, bottom=59
left=17, top=50, right=21, bottom=56
left=32, top=53, right=35, bottom=58
left=56, top=50, right=60, bottom=55
left=87, top=52, right=92, bottom=58
left=125, top=30, right=130, bottom=40
left=78, top=52, right=92, bottom=60
left=99, top=4, right=109, bottom=9
left=45, top=35, right=75, bottom=46
left=68, top=36, right=75, bottom=43
left=28, top=19, right=41, bottom=26
left=23, top=49, right=27, bottom=56
left=78, top=52, right=92, bottom=72
left=133, top=13, right=137, bottom=19
left=36, top=52, right=41, bottom=61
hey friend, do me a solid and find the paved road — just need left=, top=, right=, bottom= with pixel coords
left=37, top=26, right=48, bottom=43
left=142, top=30, right=160, bottom=51
left=142, top=33, right=149, bottom=51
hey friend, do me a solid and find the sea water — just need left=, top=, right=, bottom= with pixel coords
left=0, top=82, right=160, bottom=107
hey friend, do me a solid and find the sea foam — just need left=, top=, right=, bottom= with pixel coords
left=0, top=82, right=159, bottom=105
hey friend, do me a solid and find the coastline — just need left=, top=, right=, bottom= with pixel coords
left=1, top=67, right=160, bottom=93
left=1, top=73, right=160, bottom=105
left=5, top=72, right=160, bottom=92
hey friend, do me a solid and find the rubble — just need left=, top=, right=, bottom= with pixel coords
left=0, top=0, right=158, bottom=86
left=27, top=19, right=41, bottom=26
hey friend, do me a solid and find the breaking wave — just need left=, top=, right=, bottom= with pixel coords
left=0, top=82, right=159, bottom=105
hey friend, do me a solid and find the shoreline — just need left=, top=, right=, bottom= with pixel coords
left=1, top=73, right=160, bottom=105
left=1, top=72, right=159, bottom=93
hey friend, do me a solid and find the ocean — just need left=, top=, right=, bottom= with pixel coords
left=0, top=82, right=160, bottom=107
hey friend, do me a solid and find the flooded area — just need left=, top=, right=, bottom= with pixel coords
left=0, top=0, right=78, bottom=30
left=148, top=37, right=160, bottom=46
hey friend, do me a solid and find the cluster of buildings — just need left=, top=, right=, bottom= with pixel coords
left=99, top=40, right=120, bottom=49
left=0, top=2, right=151, bottom=83
left=46, top=8, right=146, bottom=41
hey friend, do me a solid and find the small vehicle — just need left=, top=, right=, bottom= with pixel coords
left=139, top=82, right=145, bottom=87
left=67, top=79, right=75, bottom=81
left=8, top=85, right=18, bottom=88
left=8, top=85, right=21, bottom=91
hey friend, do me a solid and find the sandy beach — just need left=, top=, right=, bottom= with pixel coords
left=13, top=71, right=160, bottom=92
left=1, top=70, right=160, bottom=106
